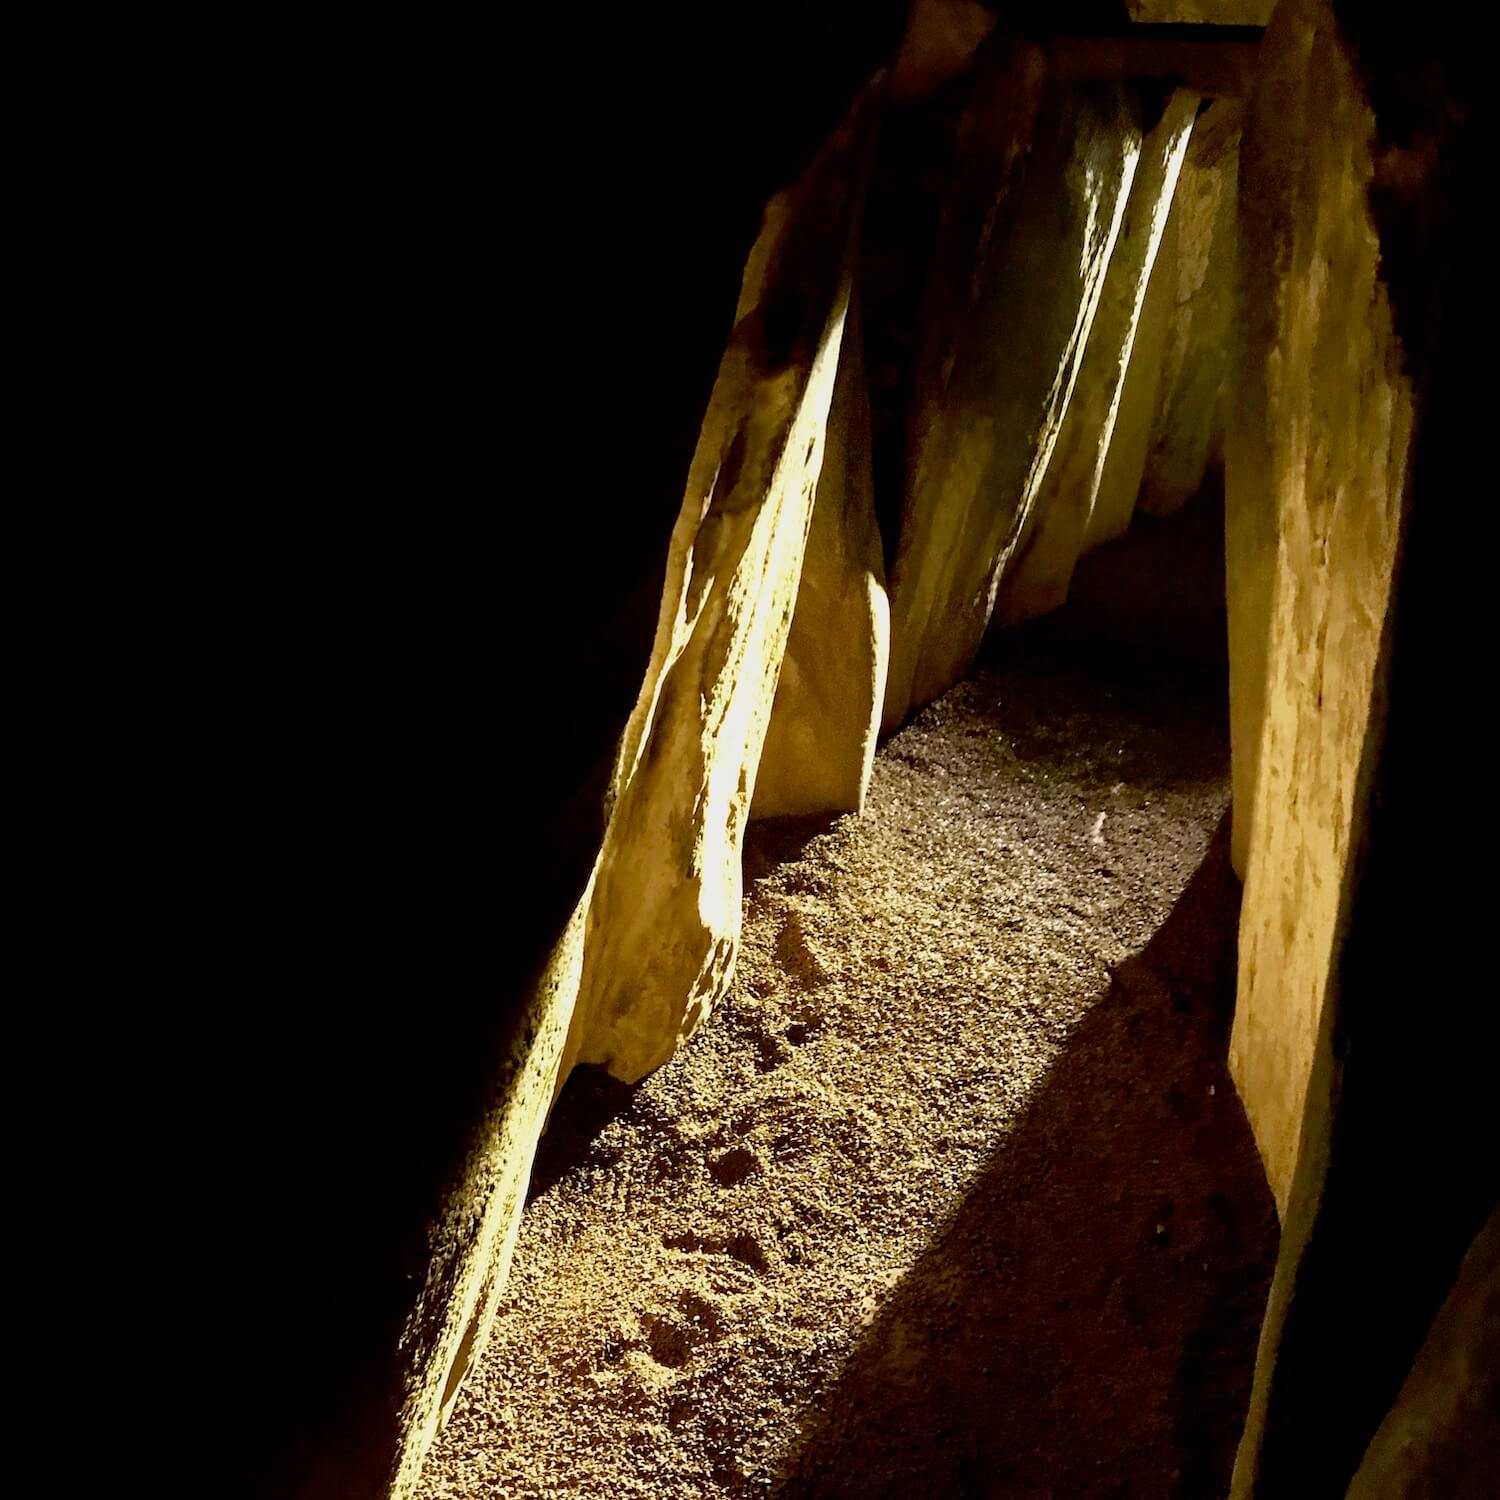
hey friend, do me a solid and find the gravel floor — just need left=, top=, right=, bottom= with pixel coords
left=419, top=499, right=1278, bottom=1500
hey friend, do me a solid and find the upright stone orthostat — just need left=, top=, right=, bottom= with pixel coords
left=753, top=285, right=890, bottom=819
left=564, top=95, right=877, bottom=1085
left=998, top=88, right=1199, bottom=626
left=1224, top=0, right=1409, bottom=1213
left=1228, top=8, right=1484, bottom=1490
left=1131, top=100, right=1242, bottom=524
left=392, top=879, right=595, bottom=1499
left=883, top=61, right=1142, bottom=729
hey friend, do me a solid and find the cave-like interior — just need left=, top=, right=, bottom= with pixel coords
left=128, top=3, right=1492, bottom=1497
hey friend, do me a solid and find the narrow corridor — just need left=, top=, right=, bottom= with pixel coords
left=422, top=499, right=1277, bottom=1500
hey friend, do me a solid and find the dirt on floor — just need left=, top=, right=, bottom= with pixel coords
left=419, top=496, right=1279, bottom=1500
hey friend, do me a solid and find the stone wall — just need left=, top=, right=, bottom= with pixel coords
left=1228, top=1, right=1490, bottom=1492
left=883, top=58, right=1142, bottom=728
left=997, top=89, right=1199, bottom=626
left=564, top=98, right=875, bottom=1084
left=752, top=284, right=890, bottom=819
left=1129, top=99, right=1241, bottom=525
left=1224, top=0, right=1409, bottom=1212
left=394, top=74, right=889, bottom=1500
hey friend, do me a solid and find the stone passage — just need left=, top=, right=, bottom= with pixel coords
left=418, top=509, right=1278, bottom=1500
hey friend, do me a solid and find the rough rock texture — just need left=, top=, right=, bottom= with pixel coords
left=1083, top=182, right=1176, bottom=557
left=388, top=876, right=595, bottom=1500
left=1228, top=4, right=1491, bottom=1495
left=860, top=39, right=986, bottom=568
left=563, top=99, right=876, bottom=1087
left=889, top=0, right=995, bottom=104
left=1345, top=1209, right=1500, bottom=1499
left=1220, top=135, right=1271, bottom=876
left=883, top=59, right=1141, bottom=730
left=1131, top=101, right=1242, bottom=525
left=1223, top=0, right=1408, bottom=1211
left=1126, top=1, right=1276, bottom=21
left=752, top=288, right=889, bottom=819
left=997, top=88, right=1198, bottom=627
left=420, top=506, right=1278, bottom=1500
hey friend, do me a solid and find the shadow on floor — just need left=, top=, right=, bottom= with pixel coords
left=526, top=1064, right=640, bottom=1204
left=529, top=811, right=848, bottom=1206
left=977, top=481, right=1231, bottom=733
left=744, top=812, right=846, bottom=893
left=772, top=819, right=1278, bottom=1500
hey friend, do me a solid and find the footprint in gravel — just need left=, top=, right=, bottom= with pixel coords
left=781, top=863, right=835, bottom=897
left=754, top=1030, right=791, bottom=1072
left=639, top=1291, right=729, bottom=1370
left=677, top=1289, right=728, bottom=1337
left=784, top=1014, right=823, bottom=1046
left=662, top=1227, right=773, bottom=1276
left=775, top=908, right=831, bottom=988
left=710, top=1145, right=761, bottom=1187
left=724, top=1230, right=771, bottom=1273
left=726, top=1005, right=792, bottom=1072
left=640, top=1312, right=694, bottom=1369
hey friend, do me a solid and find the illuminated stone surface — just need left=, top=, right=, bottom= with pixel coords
left=563, top=99, right=875, bottom=1085
left=392, top=880, right=594, bottom=1499
left=376, top=35, right=899, bottom=1495
left=997, top=88, right=1199, bottom=626
left=1225, top=0, right=1409, bottom=1212
left=753, top=287, right=889, bottom=819
left=1131, top=101, right=1242, bottom=524
left=883, top=63, right=1142, bottom=729
left=1082, top=185, right=1174, bottom=559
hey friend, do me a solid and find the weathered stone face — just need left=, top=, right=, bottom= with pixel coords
left=319, top=14, right=907, bottom=1492
left=562, top=96, right=877, bottom=1086
left=1226, top=10, right=1483, bottom=1490
left=1084, top=172, right=1177, bottom=551
left=997, top=88, right=1200, bottom=627
left=883, top=61, right=1144, bottom=729
left=1343, top=1209, right=1500, bottom=1500
left=1132, top=100, right=1242, bottom=525
left=752, top=285, right=889, bottom=819
left=889, top=0, right=996, bottom=103
left=1125, top=1, right=1276, bottom=20
left=392, top=879, right=595, bottom=1499
left=1225, top=0, right=1409, bottom=1213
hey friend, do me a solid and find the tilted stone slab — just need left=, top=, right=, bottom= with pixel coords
left=1225, top=0, right=1409, bottom=1211
left=753, top=282, right=889, bottom=819
left=998, top=88, right=1199, bottom=626
left=883, top=61, right=1142, bottom=729
left=564, top=94, right=877, bottom=1084
left=1131, top=100, right=1242, bottom=524
left=391, top=878, right=594, bottom=1499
